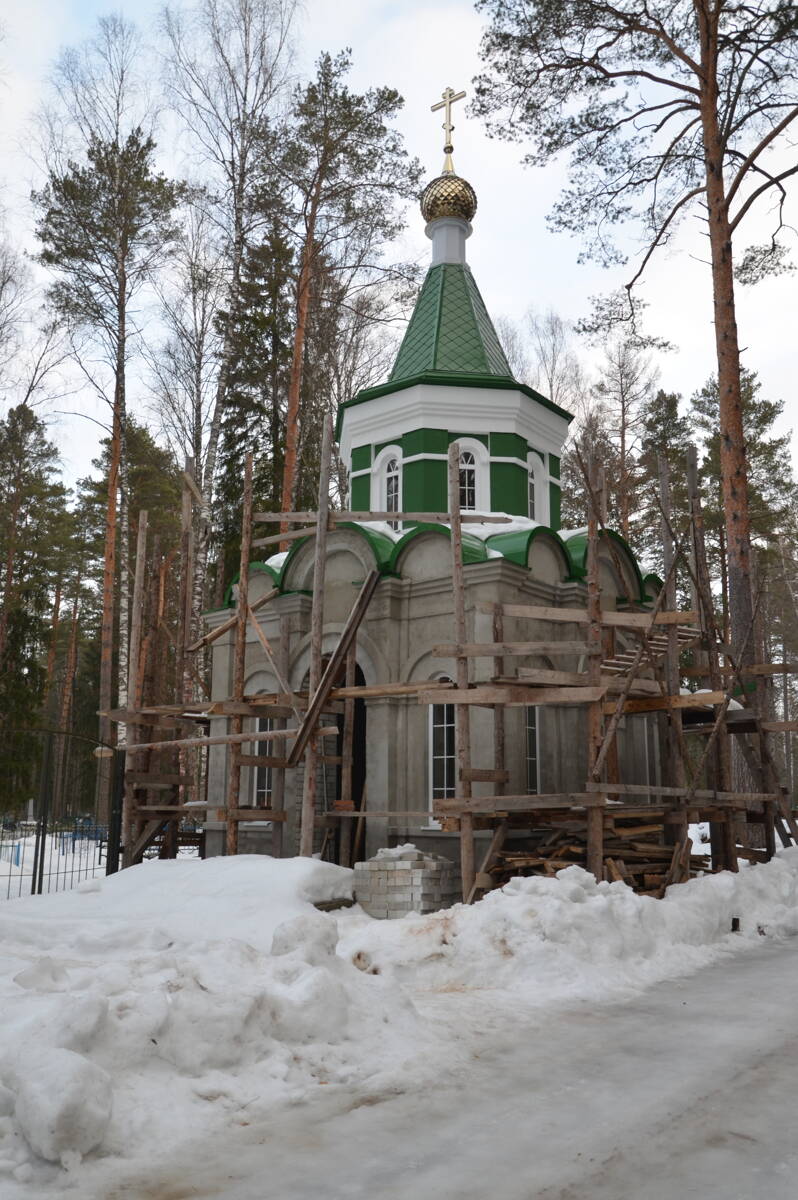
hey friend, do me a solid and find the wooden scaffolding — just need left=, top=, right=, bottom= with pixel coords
left=105, top=421, right=798, bottom=898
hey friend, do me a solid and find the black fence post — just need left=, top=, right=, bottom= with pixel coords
left=105, top=752, right=125, bottom=876
left=31, top=733, right=52, bottom=896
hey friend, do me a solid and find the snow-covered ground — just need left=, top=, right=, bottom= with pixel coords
left=2, top=851, right=798, bottom=1197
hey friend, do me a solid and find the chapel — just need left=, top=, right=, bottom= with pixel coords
left=202, top=90, right=662, bottom=862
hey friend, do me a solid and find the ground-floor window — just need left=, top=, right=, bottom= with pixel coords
left=251, top=716, right=273, bottom=806
left=526, top=706, right=539, bottom=795
left=429, top=679, right=456, bottom=812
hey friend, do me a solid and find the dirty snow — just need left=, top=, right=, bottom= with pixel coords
left=2, top=850, right=798, bottom=1196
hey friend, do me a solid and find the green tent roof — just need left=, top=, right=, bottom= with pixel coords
left=389, top=263, right=513, bottom=383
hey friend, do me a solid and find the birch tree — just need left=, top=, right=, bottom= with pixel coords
left=161, top=0, right=296, bottom=604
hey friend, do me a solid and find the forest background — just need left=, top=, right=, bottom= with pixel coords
left=1, top=0, right=797, bottom=817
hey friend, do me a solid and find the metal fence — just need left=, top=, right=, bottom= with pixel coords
left=0, top=817, right=109, bottom=900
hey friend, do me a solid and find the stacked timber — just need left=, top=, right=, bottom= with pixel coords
left=488, top=818, right=711, bottom=895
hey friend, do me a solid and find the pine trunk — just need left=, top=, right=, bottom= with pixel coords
left=697, top=0, right=754, bottom=661
left=281, top=182, right=324, bottom=530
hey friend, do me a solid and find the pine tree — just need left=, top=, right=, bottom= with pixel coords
left=690, top=370, right=798, bottom=636
left=34, top=124, right=183, bottom=812
left=0, top=406, right=72, bottom=811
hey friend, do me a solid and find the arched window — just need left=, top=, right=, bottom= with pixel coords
left=386, top=457, right=400, bottom=529
left=371, top=445, right=402, bottom=528
left=459, top=450, right=476, bottom=511
left=527, top=452, right=548, bottom=524
left=429, top=676, right=456, bottom=816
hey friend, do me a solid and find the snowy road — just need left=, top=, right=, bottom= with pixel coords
left=102, top=937, right=798, bottom=1200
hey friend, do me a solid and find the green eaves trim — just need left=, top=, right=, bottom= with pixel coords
left=387, top=523, right=489, bottom=573
left=560, top=529, right=646, bottom=603
left=485, top=527, right=575, bottom=578
left=335, top=372, right=574, bottom=438
left=223, top=561, right=281, bottom=608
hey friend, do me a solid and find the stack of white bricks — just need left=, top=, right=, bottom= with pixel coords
left=353, top=846, right=461, bottom=919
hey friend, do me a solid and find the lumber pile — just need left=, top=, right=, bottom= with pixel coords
left=487, top=816, right=712, bottom=895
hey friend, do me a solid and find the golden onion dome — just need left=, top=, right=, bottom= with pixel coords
left=420, top=172, right=477, bottom=224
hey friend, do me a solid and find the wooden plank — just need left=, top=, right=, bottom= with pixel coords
left=255, top=511, right=513, bottom=525
left=289, top=571, right=381, bottom=768
left=181, top=469, right=204, bottom=507
left=238, top=755, right=289, bottom=769
left=212, top=808, right=287, bottom=822
left=332, top=680, right=454, bottom=699
left=460, top=767, right=510, bottom=783
left=602, top=691, right=728, bottom=715
left=131, top=725, right=338, bottom=753
left=129, top=819, right=166, bottom=864
left=186, top=588, right=278, bottom=654
left=419, top=685, right=606, bottom=707
left=761, top=720, right=798, bottom=734
left=433, top=641, right=593, bottom=658
left=435, top=792, right=606, bottom=813
left=682, top=663, right=798, bottom=678
left=476, top=602, right=698, bottom=628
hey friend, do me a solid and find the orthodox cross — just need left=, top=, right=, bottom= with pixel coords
left=431, top=86, right=466, bottom=172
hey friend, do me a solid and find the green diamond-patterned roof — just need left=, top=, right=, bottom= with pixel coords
left=389, top=263, right=513, bottom=383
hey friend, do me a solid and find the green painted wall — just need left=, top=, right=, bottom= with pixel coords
left=449, top=431, right=489, bottom=448
left=549, top=482, right=561, bottom=530
left=490, top=461, right=526, bottom=517
left=403, top=427, right=448, bottom=457
left=490, top=432, right=527, bottom=459
left=403, top=457, right=447, bottom=512
left=351, top=474, right=370, bottom=509
left=549, top=454, right=560, bottom=480
left=351, top=445, right=371, bottom=471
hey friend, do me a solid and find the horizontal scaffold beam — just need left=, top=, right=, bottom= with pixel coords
left=602, top=691, right=727, bottom=715
left=418, top=685, right=606, bottom=707
left=433, top=641, right=597, bottom=657
left=476, top=602, right=698, bottom=628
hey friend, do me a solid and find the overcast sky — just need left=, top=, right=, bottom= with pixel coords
left=2, top=0, right=796, bottom=487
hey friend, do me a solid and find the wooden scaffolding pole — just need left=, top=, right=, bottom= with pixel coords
left=448, top=442, right=475, bottom=900
left=299, top=414, right=333, bottom=857
left=225, top=453, right=254, bottom=856
left=659, top=456, right=688, bottom=851
left=585, top=465, right=605, bottom=881
left=686, top=445, right=736, bottom=870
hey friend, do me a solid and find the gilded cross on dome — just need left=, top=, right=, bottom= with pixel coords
left=431, top=86, right=466, bottom=173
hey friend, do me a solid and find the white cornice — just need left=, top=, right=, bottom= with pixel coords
left=339, top=382, right=569, bottom=466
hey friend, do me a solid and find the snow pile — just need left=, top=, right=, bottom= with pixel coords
left=0, top=856, right=433, bottom=1186
left=5, top=849, right=798, bottom=1193
left=338, top=851, right=798, bottom=1004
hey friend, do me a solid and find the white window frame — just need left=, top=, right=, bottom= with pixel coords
left=371, top=444, right=403, bottom=525
left=427, top=675, right=455, bottom=828
left=527, top=451, right=547, bottom=524
left=251, top=715, right=274, bottom=807
left=454, top=437, right=489, bottom=512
